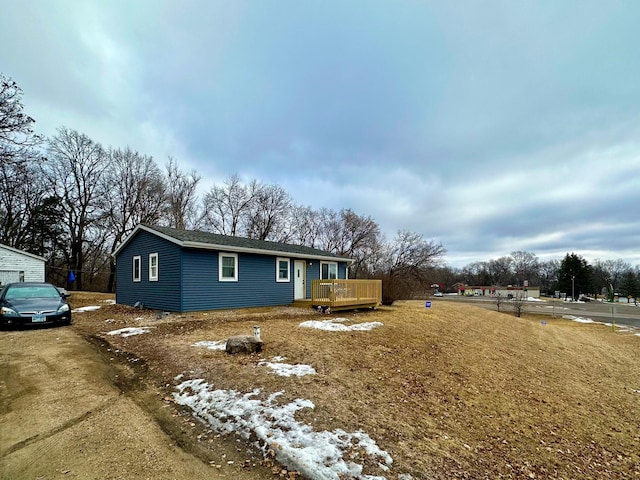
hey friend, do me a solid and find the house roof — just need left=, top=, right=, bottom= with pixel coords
left=114, top=224, right=353, bottom=263
left=0, top=243, right=45, bottom=262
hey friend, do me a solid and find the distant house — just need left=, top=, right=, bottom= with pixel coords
left=0, top=243, right=46, bottom=285
left=457, top=284, right=540, bottom=298
left=113, top=224, right=354, bottom=312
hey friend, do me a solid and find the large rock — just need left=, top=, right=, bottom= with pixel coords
left=225, top=335, right=263, bottom=354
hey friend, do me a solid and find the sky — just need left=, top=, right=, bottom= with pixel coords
left=2, top=0, right=640, bottom=268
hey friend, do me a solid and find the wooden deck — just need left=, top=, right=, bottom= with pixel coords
left=291, top=279, right=382, bottom=310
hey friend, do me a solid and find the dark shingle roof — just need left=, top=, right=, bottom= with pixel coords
left=143, top=225, right=351, bottom=261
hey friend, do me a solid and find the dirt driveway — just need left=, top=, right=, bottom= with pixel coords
left=0, top=325, right=272, bottom=480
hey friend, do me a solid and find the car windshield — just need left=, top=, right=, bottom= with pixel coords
left=5, top=285, right=61, bottom=300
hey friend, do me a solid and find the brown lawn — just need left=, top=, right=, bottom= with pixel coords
left=70, top=293, right=640, bottom=479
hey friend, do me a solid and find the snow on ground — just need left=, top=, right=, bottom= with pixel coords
left=299, top=317, right=383, bottom=332
left=258, top=356, right=316, bottom=377
left=72, top=305, right=102, bottom=313
left=173, top=379, right=398, bottom=480
left=192, top=340, right=227, bottom=350
left=563, top=315, right=595, bottom=324
left=106, top=327, right=152, bottom=337
left=562, top=315, right=640, bottom=337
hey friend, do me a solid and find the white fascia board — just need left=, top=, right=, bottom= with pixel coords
left=113, top=224, right=185, bottom=257
left=0, top=243, right=45, bottom=262
left=181, top=241, right=354, bottom=263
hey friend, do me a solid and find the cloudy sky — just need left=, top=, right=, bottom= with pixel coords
left=2, top=0, right=639, bottom=267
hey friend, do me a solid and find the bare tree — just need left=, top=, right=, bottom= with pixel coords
left=0, top=160, right=43, bottom=247
left=539, top=259, right=560, bottom=295
left=315, top=208, right=342, bottom=253
left=244, top=182, right=292, bottom=241
left=374, top=230, right=446, bottom=305
left=494, top=293, right=505, bottom=312
left=44, top=127, right=108, bottom=290
left=163, top=157, right=201, bottom=229
left=511, top=292, right=527, bottom=317
left=286, top=205, right=321, bottom=247
left=103, top=147, right=166, bottom=291
left=487, top=256, right=514, bottom=286
left=461, top=261, right=492, bottom=286
left=200, top=174, right=256, bottom=235
left=511, top=250, right=540, bottom=288
left=0, top=74, right=41, bottom=167
left=333, top=209, right=380, bottom=278
left=593, top=258, right=631, bottom=294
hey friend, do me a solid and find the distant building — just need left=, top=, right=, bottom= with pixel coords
left=457, top=285, right=540, bottom=298
left=0, top=243, right=46, bottom=285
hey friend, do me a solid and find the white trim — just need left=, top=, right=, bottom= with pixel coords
left=276, top=257, right=290, bottom=283
left=219, top=252, right=238, bottom=282
left=294, top=260, right=306, bottom=300
left=320, top=261, right=338, bottom=280
left=149, top=253, right=158, bottom=281
left=0, top=243, right=45, bottom=261
left=133, top=256, right=141, bottom=282
left=114, top=224, right=354, bottom=264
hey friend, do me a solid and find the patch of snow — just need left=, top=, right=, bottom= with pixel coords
left=173, top=379, right=393, bottom=480
left=106, top=327, right=152, bottom=337
left=72, top=305, right=101, bottom=313
left=192, top=340, right=227, bottom=350
left=101, top=299, right=116, bottom=304
left=562, top=315, right=594, bottom=324
left=299, top=318, right=383, bottom=332
left=259, top=359, right=316, bottom=377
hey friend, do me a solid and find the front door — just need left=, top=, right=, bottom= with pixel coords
left=294, top=260, right=306, bottom=299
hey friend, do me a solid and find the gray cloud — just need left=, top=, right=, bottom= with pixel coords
left=2, top=0, right=639, bottom=267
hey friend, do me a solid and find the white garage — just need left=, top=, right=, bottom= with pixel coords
left=0, top=243, right=45, bottom=285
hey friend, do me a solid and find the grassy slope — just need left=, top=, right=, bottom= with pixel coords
left=72, top=294, right=640, bottom=479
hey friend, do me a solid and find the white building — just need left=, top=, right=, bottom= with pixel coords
left=0, top=244, right=45, bottom=285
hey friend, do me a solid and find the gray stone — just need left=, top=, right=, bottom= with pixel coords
left=225, top=335, right=263, bottom=354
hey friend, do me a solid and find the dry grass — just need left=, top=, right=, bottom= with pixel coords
left=70, top=293, right=640, bottom=479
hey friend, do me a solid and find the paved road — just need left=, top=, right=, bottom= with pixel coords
left=440, top=295, right=640, bottom=329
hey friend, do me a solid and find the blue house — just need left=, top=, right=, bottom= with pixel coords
left=114, top=224, right=353, bottom=312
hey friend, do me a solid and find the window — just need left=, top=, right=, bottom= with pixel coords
left=133, top=256, right=141, bottom=282
left=276, top=257, right=290, bottom=282
left=149, top=253, right=158, bottom=281
left=321, top=261, right=338, bottom=280
left=219, top=253, right=238, bottom=282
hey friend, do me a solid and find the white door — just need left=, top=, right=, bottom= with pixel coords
left=294, top=260, right=306, bottom=299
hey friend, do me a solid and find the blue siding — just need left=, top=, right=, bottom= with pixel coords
left=116, top=231, right=182, bottom=311
left=116, top=228, right=350, bottom=312
left=304, top=261, right=349, bottom=298
left=181, top=250, right=295, bottom=311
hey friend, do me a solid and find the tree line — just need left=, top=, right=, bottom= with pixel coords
left=1, top=74, right=445, bottom=300
left=4, top=73, right=638, bottom=302
left=433, top=251, right=640, bottom=301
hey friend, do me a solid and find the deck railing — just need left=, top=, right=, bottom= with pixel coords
left=310, top=279, right=382, bottom=308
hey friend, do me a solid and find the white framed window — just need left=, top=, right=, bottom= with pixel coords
left=320, top=261, right=338, bottom=280
left=276, top=257, right=290, bottom=282
left=149, top=253, right=158, bottom=281
left=133, top=256, right=141, bottom=282
left=219, top=252, right=238, bottom=282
